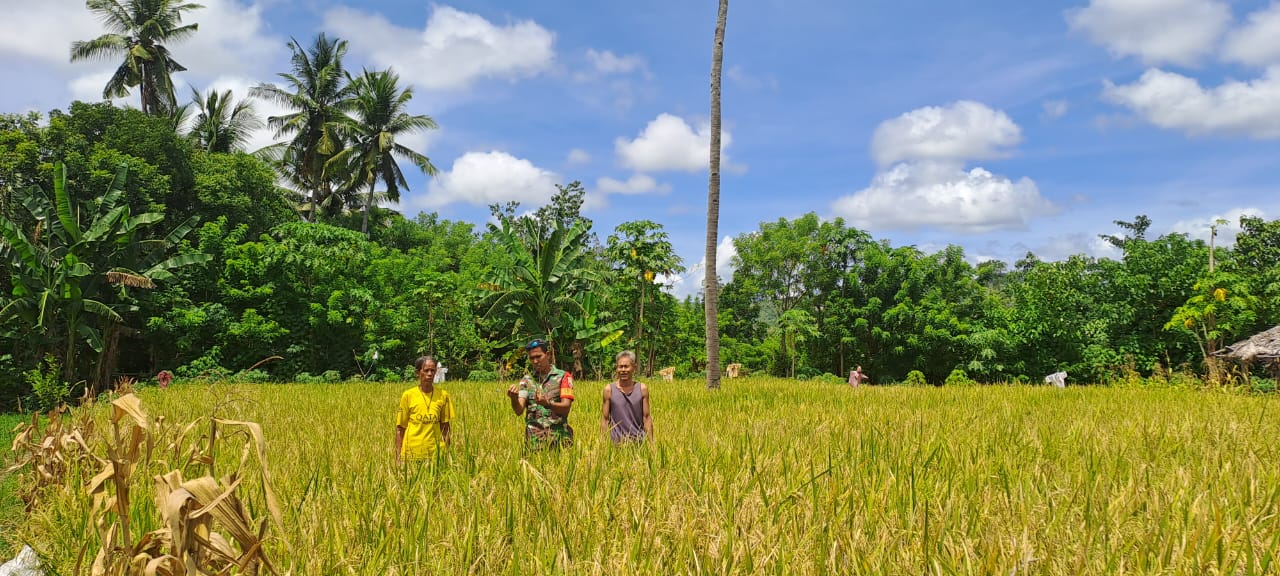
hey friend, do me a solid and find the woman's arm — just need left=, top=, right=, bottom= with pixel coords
left=394, top=426, right=405, bottom=462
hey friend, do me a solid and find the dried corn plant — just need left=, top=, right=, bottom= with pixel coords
left=5, top=405, right=96, bottom=509
left=3, top=392, right=286, bottom=576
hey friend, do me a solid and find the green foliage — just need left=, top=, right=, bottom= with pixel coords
left=24, top=354, right=69, bottom=412
left=467, top=370, right=500, bottom=382
left=904, top=370, right=928, bottom=386
left=944, top=368, right=975, bottom=387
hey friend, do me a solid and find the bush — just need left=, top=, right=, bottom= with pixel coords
left=904, top=370, right=928, bottom=386
left=26, top=354, right=70, bottom=412
left=1250, top=378, right=1277, bottom=394
left=945, top=368, right=975, bottom=387
left=228, top=369, right=271, bottom=383
left=177, top=352, right=230, bottom=380
left=467, top=370, right=499, bottom=382
left=814, top=373, right=844, bottom=385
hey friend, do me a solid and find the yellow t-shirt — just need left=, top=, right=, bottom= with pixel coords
left=395, top=386, right=455, bottom=460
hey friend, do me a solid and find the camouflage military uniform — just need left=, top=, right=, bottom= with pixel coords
left=519, top=366, right=576, bottom=449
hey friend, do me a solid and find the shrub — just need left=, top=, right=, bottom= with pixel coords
left=945, top=369, right=975, bottom=387
left=467, top=370, right=499, bottom=382
left=229, top=369, right=272, bottom=383
left=904, top=370, right=928, bottom=387
left=1250, top=378, right=1277, bottom=394
left=26, top=354, right=70, bottom=412
left=814, top=373, right=845, bottom=385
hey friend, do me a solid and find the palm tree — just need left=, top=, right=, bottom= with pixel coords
left=70, top=0, right=204, bottom=116
left=704, top=0, right=729, bottom=390
left=188, top=87, right=263, bottom=153
left=251, top=34, right=353, bottom=222
left=328, top=69, right=438, bottom=235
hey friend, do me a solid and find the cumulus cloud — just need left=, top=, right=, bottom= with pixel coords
left=585, top=49, right=646, bottom=75
left=566, top=148, right=592, bottom=165
left=870, top=101, right=1021, bottom=167
left=1103, top=67, right=1280, bottom=138
left=1170, top=207, right=1266, bottom=245
left=615, top=113, right=743, bottom=173
left=1066, top=0, right=1231, bottom=66
left=835, top=101, right=1054, bottom=233
left=417, top=151, right=559, bottom=209
left=0, top=0, right=100, bottom=65
left=323, top=5, right=555, bottom=91
left=1222, top=3, right=1280, bottom=67
left=663, top=236, right=738, bottom=298
left=596, top=174, right=670, bottom=195
left=832, top=162, right=1057, bottom=233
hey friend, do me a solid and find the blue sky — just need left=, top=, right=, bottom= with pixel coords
left=3, top=0, right=1279, bottom=295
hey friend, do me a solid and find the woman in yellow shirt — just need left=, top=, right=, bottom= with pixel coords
left=394, top=356, right=455, bottom=462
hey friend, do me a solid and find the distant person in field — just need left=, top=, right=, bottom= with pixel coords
left=848, top=365, right=869, bottom=387
left=394, top=356, right=454, bottom=463
left=602, top=350, right=653, bottom=443
left=506, top=339, right=576, bottom=449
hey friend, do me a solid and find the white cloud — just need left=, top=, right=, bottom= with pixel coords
left=69, top=70, right=133, bottom=105
left=0, top=0, right=100, bottom=65
left=664, top=236, right=738, bottom=298
left=596, top=174, right=670, bottom=195
left=615, top=113, right=743, bottom=173
left=1066, top=0, right=1231, bottom=66
left=832, top=161, right=1057, bottom=233
left=418, top=151, right=559, bottom=209
left=171, top=0, right=280, bottom=80
left=1103, top=67, right=1280, bottom=138
left=566, top=148, right=592, bottom=165
left=1029, top=233, right=1122, bottom=261
left=870, top=101, right=1021, bottom=167
left=1042, top=99, right=1070, bottom=119
left=586, top=49, right=645, bottom=75
left=1170, top=207, right=1266, bottom=245
left=1222, top=3, right=1280, bottom=67
left=323, top=5, right=555, bottom=91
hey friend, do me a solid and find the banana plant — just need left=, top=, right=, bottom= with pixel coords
left=0, top=162, right=211, bottom=384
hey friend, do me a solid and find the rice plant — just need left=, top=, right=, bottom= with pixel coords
left=9, top=379, right=1280, bottom=575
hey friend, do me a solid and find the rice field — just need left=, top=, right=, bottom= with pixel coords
left=7, top=378, right=1280, bottom=575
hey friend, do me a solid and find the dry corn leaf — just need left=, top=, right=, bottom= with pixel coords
left=214, top=419, right=285, bottom=531
left=111, top=394, right=148, bottom=429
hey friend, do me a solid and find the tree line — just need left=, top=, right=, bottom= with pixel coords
left=2, top=0, right=1278, bottom=408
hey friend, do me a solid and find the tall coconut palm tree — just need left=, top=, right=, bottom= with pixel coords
left=70, top=0, right=204, bottom=116
left=328, top=69, right=438, bottom=235
left=187, top=87, right=263, bottom=153
left=251, top=33, right=353, bottom=222
left=705, top=0, right=728, bottom=390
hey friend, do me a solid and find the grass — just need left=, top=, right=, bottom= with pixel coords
left=6, top=378, right=1280, bottom=574
left=0, top=412, right=28, bottom=551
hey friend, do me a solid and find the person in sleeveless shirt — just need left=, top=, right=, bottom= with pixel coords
left=601, top=350, right=653, bottom=443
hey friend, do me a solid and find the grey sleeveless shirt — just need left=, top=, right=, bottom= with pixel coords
left=607, top=382, right=646, bottom=442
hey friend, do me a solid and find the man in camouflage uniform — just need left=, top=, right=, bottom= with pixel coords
left=506, top=339, right=576, bottom=449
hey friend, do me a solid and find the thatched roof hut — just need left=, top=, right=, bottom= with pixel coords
left=1217, top=326, right=1280, bottom=371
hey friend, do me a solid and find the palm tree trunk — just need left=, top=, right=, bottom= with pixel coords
left=704, top=0, right=729, bottom=390
left=362, top=179, right=373, bottom=235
